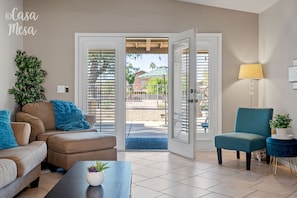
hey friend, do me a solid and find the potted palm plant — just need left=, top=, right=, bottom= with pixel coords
left=269, top=114, right=292, bottom=136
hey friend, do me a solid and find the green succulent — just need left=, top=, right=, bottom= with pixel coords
left=88, top=161, right=109, bottom=172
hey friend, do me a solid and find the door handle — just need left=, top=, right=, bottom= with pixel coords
left=188, top=99, right=193, bottom=103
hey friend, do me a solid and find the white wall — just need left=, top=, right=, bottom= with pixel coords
left=0, top=0, right=23, bottom=118
left=259, top=0, right=297, bottom=135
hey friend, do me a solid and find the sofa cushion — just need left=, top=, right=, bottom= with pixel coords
left=0, top=159, right=17, bottom=188
left=0, top=110, right=18, bottom=150
left=0, top=141, right=47, bottom=177
left=22, top=101, right=56, bottom=130
left=47, top=132, right=116, bottom=154
left=37, top=129, right=96, bottom=142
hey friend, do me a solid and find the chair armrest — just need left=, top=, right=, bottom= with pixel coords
left=84, top=114, right=96, bottom=128
left=16, top=112, right=45, bottom=142
left=11, top=122, right=31, bottom=146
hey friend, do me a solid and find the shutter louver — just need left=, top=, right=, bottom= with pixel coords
left=87, top=49, right=116, bottom=132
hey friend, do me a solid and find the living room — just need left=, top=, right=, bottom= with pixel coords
left=1, top=0, right=297, bottom=197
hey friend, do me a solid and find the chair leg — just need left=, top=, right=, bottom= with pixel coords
left=266, top=154, right=270, bottom=164
left=236, top=151, right=240, bottom=159
left=246, top=152, right=251, bottom=170
left=217, top=148, right=222, bottom=164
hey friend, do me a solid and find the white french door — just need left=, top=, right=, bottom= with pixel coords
left=168, top=31, right=222, bottom=158
left=75, top=34, right=126, bottom=150
left=168, top=29, right=196, bottom=159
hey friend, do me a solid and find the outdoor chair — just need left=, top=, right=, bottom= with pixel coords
left=214, top=107, right=273, bottom=170
left=201, top=117, right=208, bottom=132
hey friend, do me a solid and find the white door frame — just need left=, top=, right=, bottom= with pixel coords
left=195, top=33, right=222, bottom=151
left=75, top=33, right=126, bottom=150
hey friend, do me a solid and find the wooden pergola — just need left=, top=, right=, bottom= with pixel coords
left=126, top=38, right=168, bottom=54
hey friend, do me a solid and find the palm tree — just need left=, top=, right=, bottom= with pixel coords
left=126, top=63, right=139, bottom=99
left=150, top=62, right=156, bottom=70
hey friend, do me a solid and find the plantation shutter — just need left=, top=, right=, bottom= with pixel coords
left=87, top=49, right=116, bottom=132
left=196, top=50, right=209, bottom=133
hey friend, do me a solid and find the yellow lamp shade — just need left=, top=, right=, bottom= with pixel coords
left=238, top=64, right=264, bottom=79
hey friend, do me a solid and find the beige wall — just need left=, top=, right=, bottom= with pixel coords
left=259, top=0, right=297, bottom=135
left=0, top=0, right=23, bottom=118
left=22, top=0, right=259, bottom=131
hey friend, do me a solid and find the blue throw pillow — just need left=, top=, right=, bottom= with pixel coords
left=50, top=100, right=91, bottom=131
left=0, top=110, right=18, bottom=150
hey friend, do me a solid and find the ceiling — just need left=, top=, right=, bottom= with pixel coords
left=177, top=0, right=280, bottom=13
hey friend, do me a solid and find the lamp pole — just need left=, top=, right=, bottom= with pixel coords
left=249, top=79, right=254, bottom=107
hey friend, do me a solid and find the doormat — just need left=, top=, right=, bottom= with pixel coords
left=126, top=137, right=168, bottom=150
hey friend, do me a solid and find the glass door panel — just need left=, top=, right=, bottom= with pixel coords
left=86, top=49, right=116, bottom=132
left=172, top=40, right=190, bottom=143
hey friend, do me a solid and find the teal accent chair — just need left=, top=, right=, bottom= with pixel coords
left=215, top=107, right=273, bottom=170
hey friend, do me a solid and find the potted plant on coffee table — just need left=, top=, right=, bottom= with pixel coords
left=269, top=114, right=292, bottom=136
left=87, top=161, right=109, bottom=186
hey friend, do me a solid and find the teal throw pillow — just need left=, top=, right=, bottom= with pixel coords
left=0, top=110, right=18, bottom=150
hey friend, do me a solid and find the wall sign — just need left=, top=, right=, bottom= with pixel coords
left=5, top=7, right=38, bottom=36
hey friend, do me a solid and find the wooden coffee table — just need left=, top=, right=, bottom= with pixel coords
left=45, top=161, right=132, bottom=198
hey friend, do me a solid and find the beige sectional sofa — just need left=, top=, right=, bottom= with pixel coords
left=0, top=122, right=47, bottom=197
left=16, top=101, right=117, bottom=171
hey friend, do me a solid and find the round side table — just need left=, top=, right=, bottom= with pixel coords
left=266, top=137, right=297, bottom=175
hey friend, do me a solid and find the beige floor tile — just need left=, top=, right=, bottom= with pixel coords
left=134, top=167, right=168, bottom=178
left=162, top=184, right=209, bottom=198
left=207, top=183, right=256, bottom=198
left=147, top=161, right=183, bottom=171
left=15, top=151, right=297, bottom=198
left=136, top=177, right=179, bottom=191
left=132, top=185, right=163, bottom=198
left=251, top=179, right=297, bottom=197
left=157, top=195, right=176, bottom=198
left=288, top=190, right=297, bottom=198
left=221, top=171, right=265, bottom=188
left=159, top=172, right=189, bottom=182
left=201, top=193, right=233, bottom=198
left=245, top=190, right=289, bottom=198
left=180, top=175, right=221, bottom=189
left=169, top=166, right=206, bottom=177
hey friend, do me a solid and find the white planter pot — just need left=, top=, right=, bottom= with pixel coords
left=86, top=171, right=104, bottom=186
left=276, top=128, right=288, bottom=136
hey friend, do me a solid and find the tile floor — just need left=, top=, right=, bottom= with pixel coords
left=16, top=151, right=297, bottom=198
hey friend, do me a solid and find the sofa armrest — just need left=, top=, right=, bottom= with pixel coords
left=85, top=114, right=96, bottom=127
left=16, top=112, right=45, bottom=142
left=11, top=122, right=31, bottom=146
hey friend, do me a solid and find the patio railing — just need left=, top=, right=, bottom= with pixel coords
left=126, top=84, right=167, bottom=109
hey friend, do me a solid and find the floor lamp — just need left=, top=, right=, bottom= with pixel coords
left=238, top=64, right=264, bottom=107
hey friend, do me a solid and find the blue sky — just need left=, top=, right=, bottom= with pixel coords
left=126, top=54, right=168, bottom=72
